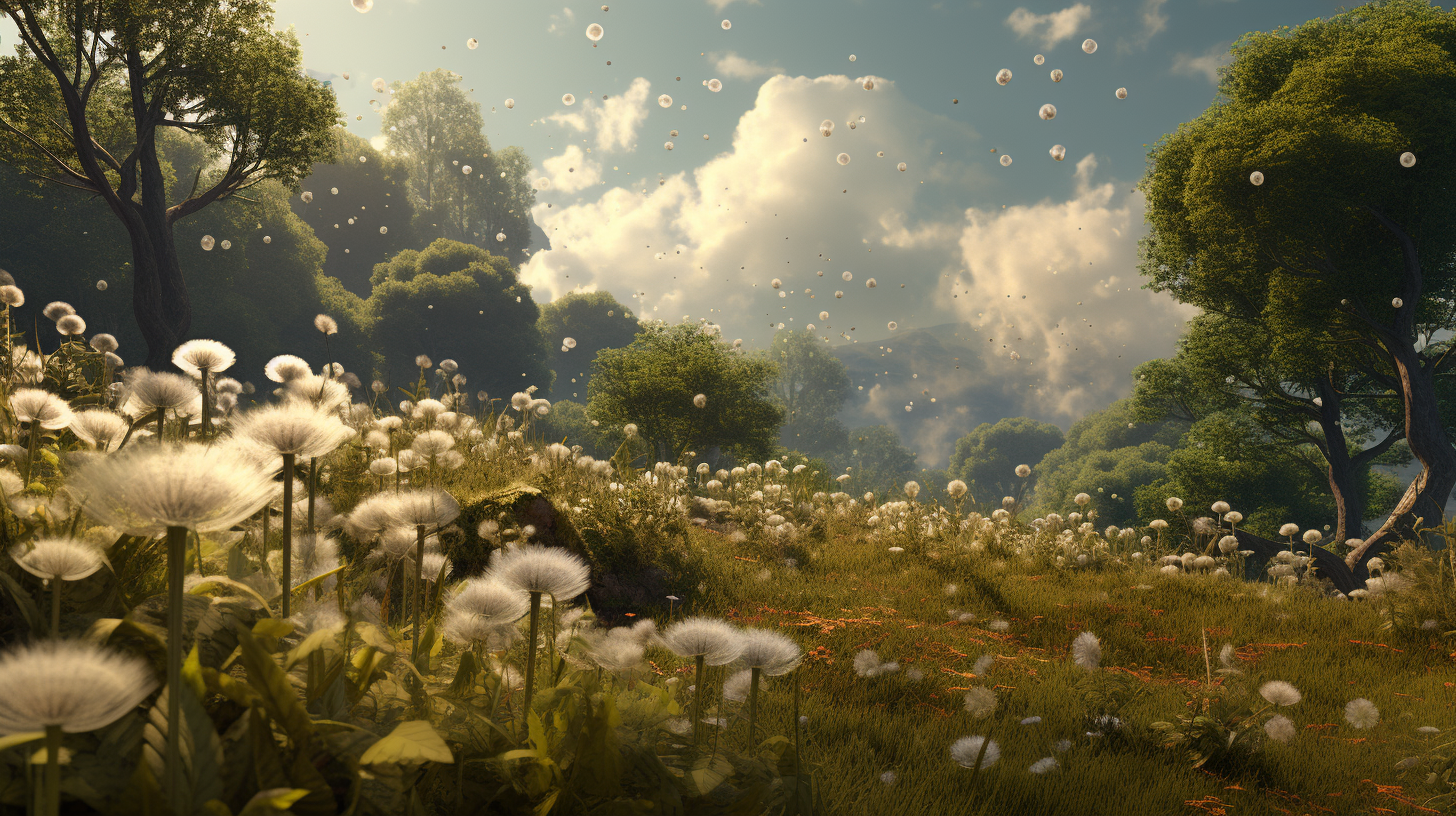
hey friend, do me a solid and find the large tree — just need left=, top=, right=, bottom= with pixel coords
left=833, top=425, right=919, bottom=497
left=1140, top=0, right=1456, bottom=569
left=588, top=323, right=782, bottom=463
left=0, top=0, right=337, bottom=367
left=382, top=69, right=534, bottom=260
left=1132, top=313, right=1409, bottom=543
left=767, top=329, right=851, bottom=456
left=948, top=417, right=1065, bottom=504
left=537, top=291, right=641, bottom=400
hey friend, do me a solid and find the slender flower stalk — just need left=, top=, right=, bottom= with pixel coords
left=486, top=546, right=590, bottom=725
left=663, top=617, right=743, bottom=746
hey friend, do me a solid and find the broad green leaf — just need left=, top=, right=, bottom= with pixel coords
left=283, top=625, right=343, bottom=671
left=289, top=565, right=345, bottom=597
left=183, top=644, right=207, bottom=702
left=191, top=576, right=273, bottom=613
left=238, top=788, right=310, bottom=816
left=82, top=617, right=123, bottom=646
left=236, top=627, right=313, bottom=747
left=359, top=720, right=453, bottom=766
left=0, top=731, right=44, bottom=752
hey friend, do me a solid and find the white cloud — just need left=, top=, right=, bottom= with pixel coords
left=1141, top=0, right=1169, bottom=40
left=540, top=144, right=601, bottom=194
left=545, top=77, right=652, bottom=152
left=1005, top=4, right=1092, bottom=49
left=547, top=7, right=576, bottom=34
left=706, top=0, right=760, bottom=10
left=711, top=52, right=781, bottom=80
left=1171, top=42, right=1233, bottom=84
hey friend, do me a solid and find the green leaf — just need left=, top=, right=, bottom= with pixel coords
left=289, top=565, right=345, bottom=596
left=0, top=569, right=39, bottom=636
left=0, top=731, right=44, bottom=752
left=191, top=576, right=273, bottom=614
left=236, top=626, right=314, bottom=748
left=359, top=720, right=454, bottom=766
left=283, top=625, right=343, bottom=672
left=238, top=789, right=310, bottom=816
left=142, top=684, right=225, bottom=813
left=37, top=447, right=59, bottom=467
left=183, top=644, right=207, bottom=702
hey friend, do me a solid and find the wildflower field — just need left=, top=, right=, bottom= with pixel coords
left=0, top=308, right=1451, bottom=816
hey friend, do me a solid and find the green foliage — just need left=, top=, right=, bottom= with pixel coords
left=767, top=329, right=851, bottom=457
left=589, top=323, right=783, bottom=463
left=948, top=417, right=1064, bottom=504
left=833, top=425, right=918, bottom=496
left=536, top=291, right=640, bottom=400
left=383, top=70, right=535, bottom=261
left=366, top=238, right=552, bottom=397
left=1031, top=400, right=1181, bottom=523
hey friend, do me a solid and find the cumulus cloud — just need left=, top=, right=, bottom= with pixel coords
left=1005, top=4, right=1092, bottom=49
left=546, top=78, right=652, bottom=152
left=540, top=145, right=601, bottom=194
left=1141, top=0, right=1169, bottom=41
left=711, top=52, right=781, bottom=80
left=522, top=73, right=1193, bottom=463
left=1172, top=42, right=1233, bottom=84
left=547, top=7, right=576, bottom=34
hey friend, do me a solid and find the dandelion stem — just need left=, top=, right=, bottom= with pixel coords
left=281, top=453, right=295, bottom=617
left=412, top=524, right=425, bottom=662
left=523, top=591, right=543, bottom=732
left=164, top=525, right=187, bottom=811
left=692, top=654, right=706, bottom=747
left=22, top=421, right=38, bottom=485
left=747, top=667, right=762, bottom=748
left=43, top=723, right=61, bottom=816
left=792, top=677, right=802, bottom=808
left=199, top=366, right=211, bottom=439
left=307, top=458, right=317, bottom=534
left=154, top=407, right=164, bottom=442
left=49, top=580, right=61, bottom=638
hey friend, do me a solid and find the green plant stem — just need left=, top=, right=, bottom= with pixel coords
left=307, top=458, right=317, bottom=533
left=43, top=723, right=60, bottom=816
left=412, top=524, right=425, bottom=661
left=154, top=407, right=164, bottom=441
left=194, top=530, right=205, bottom=577
left=792, top=678, right=804, bottom=812
left=692, top=654, right=706, bottom=747
left=523, top=591, right=543, bottom=731
left=165, top=525, right=187, bottom=812
left=199, top=367, right=211, bottom=439
left=281, top=452, right=295, bottom=617
left=747, top=667, right=761, bottom=748
left=260, top=507, right=270, bottom=574
left=22, top=421, right=38, bottom=485
left=50, top=579, right=61, bottom=637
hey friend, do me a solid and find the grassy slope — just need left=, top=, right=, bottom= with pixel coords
left=677, top=525, right=1452, bottom=816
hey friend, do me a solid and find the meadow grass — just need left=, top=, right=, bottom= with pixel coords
left=674, top=525, right=1452, bottom=815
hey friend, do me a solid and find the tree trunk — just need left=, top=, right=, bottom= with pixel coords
left=1315, top=379, right=1362, bottom=546
left=1346, top=341, right=1456, bottom=571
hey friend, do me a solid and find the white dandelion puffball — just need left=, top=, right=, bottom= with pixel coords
left=1000, top=154, right=1013, bottom=167
left=820, top=119, right=835, bottom=136
left=371, top=78, right=387, bottom=93
left=1260, top=680, right=1302, bottom=707
left=1346, top=698, right=1380, bottom=729
left=835, top=291, right=843, bottom=298
left=1167, top=497, right=1183, bottom=511
left=73, top=444, right=275, bottom=536
left=487, top=546, right=590, bottom=599
left=0, top=640, right=158, bottom=733
left=842, top=270, right=853, bottom=281
left=836, top=153, right=851, bottom=166
left=1071, top=632, right=1101, bottom=670
left=467, top=38, right=479, bottom=49
left=1015, top=464, right=1032, bottom=478
left=1050, top=144, right=1066, bottom=161
left=897, top=162, right=907, bottom=172
left=200, top=234, right=215, bottom=251
left=330, top=187, right=338, bottom=195
left=1082, top=38, right=1098, bottom=54
left=379, top=226, right=388, bottom=235
left=496, top=232, right=507, bottom=242
left=1303, top=529, right=1322, bottom=545
left=505, top=98, right=515, bottom=109
left=658, top=94, right=673, bottom=108
left=1039, top=103, right=1057, bottom=120
left=771, top=278, right=782, bottom=289
left=887, top=321, right=897, bottom=331
left=1050, top=69, right=1064, bottom=82
left=219, top=239, right=231, bottom=250
left=96, top=280, right=108, bottom=291
left=1116, top=87, right=1128, bottom=100
left=721, top=19, right=731, bottom=29
left=1265, top=715, right=1296, bottom=743
left=301, top=191, right=313, bottom=203
left=1392, top=297, right=1404, bottom=308
left=1250, top=170, right=1264, bottom=186
left=735, top=629, right=802, bottom=675
left=461, top=165, right=472, bottom=175
left=950, top=736, right=1000, bottom=769
left=708, top=78, right=722, bottom=92
left=563, top=337, right=577, bottom=349
left=693, top=394, right=707, bottom=409
left=562, top=93, right=575, bottom=105
left=996, top=68, right=1012, bottom=85
left=586, top=23, right=604, bottom=42
left=263, top=236, right=272, bottom=243
left=863, top=78, right=874, bottom=90
left=1400, top=151, right=1416, bottom=167
left=12, top=537, right=105, bottom=582
left=663, top=617, right=743, bottom=664
left=819, top=311, right=829, bottom=320
left=866, top=278, right=877, bottom=288
left=1074, top=492, right=1091, bottom=506
left=352, top=0, right=372, bottom=12
left=1034, top=54, right=1045, bottom=65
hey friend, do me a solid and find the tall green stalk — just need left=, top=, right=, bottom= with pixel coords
left=21, top=421, right=37, bottom=485
left=522, top=591, right=543, bottom=730
left=281, top=453, right=295, bottom=617
left=746, top=667, right=762, bottom=748
left=198, top=367, right=212, bottom=439
left=692, top=654, right=706, bottom=746
left=49, top=580, right=61, bottom=637
left=43, top=724, right=61, bottom=816
left=307, top=459, right=318, bottom=533
left=154, top=407, right=164, bottom=442
left=164, top=525, right=187, bottom=813
left=412, top=524, right=426, bottom=661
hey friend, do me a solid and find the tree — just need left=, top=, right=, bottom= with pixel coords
left=0, top=0, right=338, bottom=367
left=1031, top=400, right=1183, bottom=523
left=293, top=129, right=419, bottom=296
left=948, top=417, right=1065, bottom=504
left=834, top=425, right=919, bottom=497
left=588, top=323, right=782, bottom=463
left=1131, top=313, right=1409, bottom=542
left=366, top=239, right=552, bottom=398
left=536, top=291, right=641, bottom=400
left=766, top=329, right=851, bottom=456
left=382, top=70, right=535, bottom=260
left=1139, top=0, right=1456, bottom=568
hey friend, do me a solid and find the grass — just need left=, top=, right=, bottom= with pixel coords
left=672, top=525, right=1453, bottom=816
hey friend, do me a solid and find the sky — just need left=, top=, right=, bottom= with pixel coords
left=3, top=0, right=1355, bottom=463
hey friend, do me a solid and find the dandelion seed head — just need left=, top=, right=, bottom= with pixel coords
left=0, top=640, right=158, bottom=732
left=735, top=628, right=802, bottom=675
left=73, top=443, right=274, bottom=535
left=488, top=545, right=590, bottom=599
left=1071, top=631, right=1101, bottom=670
left=172, top=339, right=236, bottom=376
left=1345, top=697, right=1379, bottom=729
left=950, top=735, right=999, bottom=769
left=1264, top=714, right=1296, bottom=743
left=1259, top=681, right=1302, bottom=707
left=663, top=617, right=743, bottom=665
left=963, top=687, right=997, bottom=719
